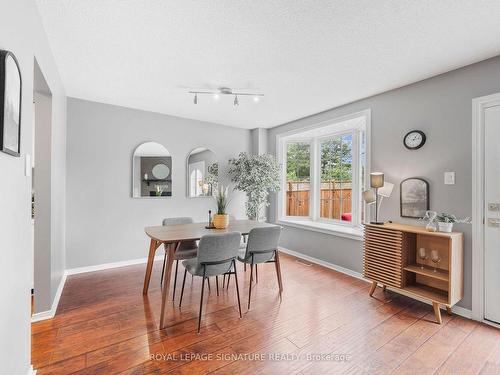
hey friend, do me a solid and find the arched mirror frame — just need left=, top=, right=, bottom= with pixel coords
left=186, top=147, right=218, bottom=198
left=132, top=141, right=172, bottom=198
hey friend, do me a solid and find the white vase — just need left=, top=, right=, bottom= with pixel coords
left=438, top=222, right=453, bottom=233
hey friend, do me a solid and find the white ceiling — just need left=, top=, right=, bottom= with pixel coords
left=36, top=0, right=500, bottom=129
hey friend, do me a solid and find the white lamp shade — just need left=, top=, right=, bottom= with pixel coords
left=378, top=181, right=394, bottom=198
left=362, top=190, right=376, bottom=204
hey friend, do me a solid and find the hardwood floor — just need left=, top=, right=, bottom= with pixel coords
left=32, top=253, right=500, bottom=374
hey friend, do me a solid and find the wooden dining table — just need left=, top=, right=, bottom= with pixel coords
left=143, top=219, right=278, bottom=329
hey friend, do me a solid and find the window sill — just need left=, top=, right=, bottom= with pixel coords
left=277, top=219, right=364, bottom=241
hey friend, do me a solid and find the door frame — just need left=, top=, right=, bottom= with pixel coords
left=472, top=92, right=500, bottom=325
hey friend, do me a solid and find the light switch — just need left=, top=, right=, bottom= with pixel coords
left=444, top=172, right=455, bottom=185
left=25, top=154, right=31, bottom=177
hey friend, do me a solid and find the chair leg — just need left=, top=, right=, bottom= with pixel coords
left=223, top=274, right=226, bottom=289
left=226, top=273, right=231, bottom=290
left=207, top=277, right=211, bottom=291
left=160, top=250, right=167, bottom=286
left=255, top=264, right=259, bottom=283
left=216, top=276, right=219, bottom=296
left=233, top=260, right=242, bottom=318
left=179, top=268, right=187, bottom=308
left=244, top=263, right=247, bottom=272
left=248, top=263, right=254, bottom=310
left=274, top=250, right=283, bottom=300
left=172, top=260, right=179, bottom=301
left=198, top=273, right=206, bottom=334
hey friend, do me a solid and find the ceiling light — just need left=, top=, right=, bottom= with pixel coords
left=188, top=87, right=263, bottom=106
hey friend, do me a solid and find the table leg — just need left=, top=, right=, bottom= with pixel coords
left=433, top=302, right=443, bottom=324
left=143, top=239, right=158, bottom=295
left=160, top=243, right=176, bottom=329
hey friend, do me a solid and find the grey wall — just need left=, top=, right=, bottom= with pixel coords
left=268, top=56, right=500, bottom=310
left=0, top=0, right=66, bottom=373
left=66, top=98, right=251, bottom=269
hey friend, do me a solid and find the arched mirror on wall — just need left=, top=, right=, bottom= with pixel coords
left=186, top=148, right=218, bottom=197
left=132, top=142, right=172, bottom=198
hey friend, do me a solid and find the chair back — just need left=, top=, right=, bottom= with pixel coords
left=197, top=232, right=241, bottom=276
left=244, top=226, right=282, bottom=264
left=162, top=217, right=197, bottom=250
left=162, top=217, right=193, bottom=226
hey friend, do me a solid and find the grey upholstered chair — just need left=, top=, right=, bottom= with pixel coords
left=161, top=217, right=198, bottom=301
left=237, top=226, right=283, bottom=309
left=179, top=232, right=242, bottom=333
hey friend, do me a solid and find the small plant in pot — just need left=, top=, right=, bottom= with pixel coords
left=213, top=185, right=231, bottom=229
left=436, top=213, right=471, bottom=233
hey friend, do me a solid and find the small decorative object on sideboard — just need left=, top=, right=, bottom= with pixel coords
left=436, top=212, right=471, bottom=233
left=423, top=210, right=438, bottom=232
left=212, top=185, right=231, bottom=229
left=0, top=50, right=22, bottom=157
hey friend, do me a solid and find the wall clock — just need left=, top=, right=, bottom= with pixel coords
left=403, top=130, right=426, bottom=150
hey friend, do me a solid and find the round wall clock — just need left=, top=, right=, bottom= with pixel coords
left=403, top=130, right=426, bottom=150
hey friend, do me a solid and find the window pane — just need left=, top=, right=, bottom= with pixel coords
left=286, top=142, right=310, bottom=216
left=320, top=134, right=353, bottom=221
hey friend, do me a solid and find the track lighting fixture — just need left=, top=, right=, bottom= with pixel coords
left=188, top=87, right=263, bottom=106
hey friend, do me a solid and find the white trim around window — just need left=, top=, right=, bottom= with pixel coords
left=276, top=109, right=371, bottom=239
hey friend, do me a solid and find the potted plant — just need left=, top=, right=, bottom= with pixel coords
left=436, top=213, right=471, bottom=232
left=228, top=152, right=281, bottom=220
left=213, top=185, right=231, bottom=229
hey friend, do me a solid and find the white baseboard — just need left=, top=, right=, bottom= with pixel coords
left=31, top=254, right=163, bottom=323
left=278, top=246, right=474, bottom=321
left=279, top=246, right=364, bottom=280
left=31, top=271, right=67, bottom=323
left=451, top=305, right=473, bottom=319
left=65, top=254, right=164, bottom=276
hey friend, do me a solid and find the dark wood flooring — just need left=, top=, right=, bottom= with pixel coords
left=32, top=253, right=500, bottom=374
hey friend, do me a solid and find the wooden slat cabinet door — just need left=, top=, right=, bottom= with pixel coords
left=364, top=225, right=403, bottom=288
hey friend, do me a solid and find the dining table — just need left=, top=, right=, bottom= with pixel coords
left=143, top=219, right=278, bottom=329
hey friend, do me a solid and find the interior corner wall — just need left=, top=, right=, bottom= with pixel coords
left=268, top=55, right=500, bottom=311
left=65, top=98, right=251, bottom=269
left=0, top=0, right=66, bottom=374
left=250, top=128, right=268, bottom=155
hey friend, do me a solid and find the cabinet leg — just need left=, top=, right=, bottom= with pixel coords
left=382, top=285, right=387, bottom=292
left=369, top=281, right=377, bottom=296
left=446, top=306, right=452, bottom=315
left=432, top=302, right=442, bottom=324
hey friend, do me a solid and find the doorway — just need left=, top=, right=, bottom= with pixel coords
left=472, top=92, right=500, bottom=326
left=32, top=59, right=53, bottom=316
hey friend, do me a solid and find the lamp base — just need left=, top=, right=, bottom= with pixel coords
left=370, top=221, right=385, bottom=225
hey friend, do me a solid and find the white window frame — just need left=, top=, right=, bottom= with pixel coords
left=276, top=109, right=371, bottom=240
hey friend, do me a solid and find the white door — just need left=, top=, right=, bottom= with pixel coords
left=484, top=104, right=500, bottom=324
